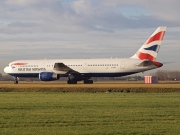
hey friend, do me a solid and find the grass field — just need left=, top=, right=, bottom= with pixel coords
left=0, top=92, right=180, bottom=135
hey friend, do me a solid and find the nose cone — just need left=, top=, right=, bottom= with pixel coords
left=4, top=67, right=10, bottom=73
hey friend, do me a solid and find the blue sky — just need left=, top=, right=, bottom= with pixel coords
left=0, top=0, right=180, bottom=75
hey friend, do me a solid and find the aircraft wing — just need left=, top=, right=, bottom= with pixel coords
left=53, top=63, right=79, bottom=74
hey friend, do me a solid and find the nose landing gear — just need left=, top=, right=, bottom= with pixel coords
left=14, top=77, right=18, bottom=84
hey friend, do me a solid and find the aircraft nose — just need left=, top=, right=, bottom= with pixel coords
left=4, top=66, right=10, bottom=73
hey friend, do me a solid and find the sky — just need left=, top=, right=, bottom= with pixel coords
left=0, top=0, right=180, bottom=75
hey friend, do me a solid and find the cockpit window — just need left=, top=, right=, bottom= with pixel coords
left=11, top=66, right=15, bottom=69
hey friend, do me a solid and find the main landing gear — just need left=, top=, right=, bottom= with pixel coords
left=67, top=79, right=93, bottom=84
left=14, top=77, right=18, bottom=84
left=67, top=74, right=93, bottom=84
left=67, top=79, right=77, bottom=84
left=84, top=79, right=93, bottom=84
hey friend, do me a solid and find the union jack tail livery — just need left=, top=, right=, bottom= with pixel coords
left=131, top=26, right=167, bottom=61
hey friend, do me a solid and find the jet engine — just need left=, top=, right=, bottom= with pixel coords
left=39, top=72, right=60, bottom=81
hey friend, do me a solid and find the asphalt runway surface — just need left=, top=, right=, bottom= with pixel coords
left=0, top=81, right=180, bottom=93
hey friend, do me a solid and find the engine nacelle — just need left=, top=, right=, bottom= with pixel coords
left=39, top=72, right=60, bottom=81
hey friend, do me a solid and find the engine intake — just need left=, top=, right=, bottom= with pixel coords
left=39, top=72, right=60, bottom=81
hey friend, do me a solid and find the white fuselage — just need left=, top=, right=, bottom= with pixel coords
left=4, top=58, right=158, bottom=78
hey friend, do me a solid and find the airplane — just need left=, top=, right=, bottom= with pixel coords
left=4, top=26, right=166, bottom=84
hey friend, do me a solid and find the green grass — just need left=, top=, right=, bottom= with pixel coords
left=0, top=92, right=180, bottom=135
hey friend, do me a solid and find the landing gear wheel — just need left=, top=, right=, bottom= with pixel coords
left=14, top=77, right=18, bottom=84
left=84, top=80, right=93, bottom=84
left=67, top=80, right=77, bottom=84
left=67, top=80, right=71, bottom=84
left=14, top=80, right=18, bottom=84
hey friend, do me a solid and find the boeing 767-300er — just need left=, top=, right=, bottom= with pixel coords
left=4, top=26, right=166, bottom=84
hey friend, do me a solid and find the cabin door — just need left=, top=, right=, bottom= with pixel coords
left=120, top=61, right=125, bottom=69
left=84, top=63, right=87, bottom=69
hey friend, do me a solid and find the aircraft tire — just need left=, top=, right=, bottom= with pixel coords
left=84, top=80, right=93, bottom=84
left=67, top=80, right=77, bottom=84
left=14, top=80, right=18, bottom=84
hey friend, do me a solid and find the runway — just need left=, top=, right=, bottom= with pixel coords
left=0, top=81, right=180, bottom=92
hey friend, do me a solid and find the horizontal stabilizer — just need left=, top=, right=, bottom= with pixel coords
left=137, top=60, right=163, bottom=67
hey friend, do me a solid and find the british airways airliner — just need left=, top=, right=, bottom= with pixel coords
left=4, top=27, right=166, bottom=84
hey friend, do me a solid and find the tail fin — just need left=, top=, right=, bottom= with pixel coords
left=131, top=26, right=167, bottom=61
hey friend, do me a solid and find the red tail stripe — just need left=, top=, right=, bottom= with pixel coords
left=137, top=52, right=155, bottom=61
left=146, top=31, right=165, bottom=44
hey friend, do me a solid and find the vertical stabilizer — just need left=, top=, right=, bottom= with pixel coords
left=131, top=26, right=167, bottom=61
